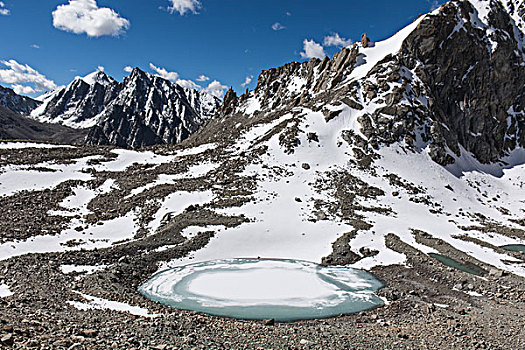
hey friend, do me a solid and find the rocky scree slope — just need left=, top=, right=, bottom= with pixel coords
left=30, top=69, right=220, bottom=148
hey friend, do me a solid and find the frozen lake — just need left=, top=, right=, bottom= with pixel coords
left=139, top=258, right=384, bottom=322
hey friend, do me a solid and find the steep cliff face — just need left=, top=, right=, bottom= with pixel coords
left=396, top=0, right=525, bottom=164
left=0, top=85, right=40, bottom=115
left=31, top=69, right=220, bottom=148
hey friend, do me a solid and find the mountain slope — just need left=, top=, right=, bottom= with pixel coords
left=0, top=105, right=87, bottom=144
left=0, top=85, right=41, bottom=115
left=198, top=0, right=524, bottom=167
left=184, top=0, right=525, bottom=270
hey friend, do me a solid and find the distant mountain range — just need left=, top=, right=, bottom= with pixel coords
left=0, top=68, right=220, bottom=148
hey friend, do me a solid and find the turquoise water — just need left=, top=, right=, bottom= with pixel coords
left=428, top=253, right=487, bottom=276
left=501, top=244, right=525, bottom=253
left=139, top=258, right=384, bottom=322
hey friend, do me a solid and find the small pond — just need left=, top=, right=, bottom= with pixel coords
left=428, top=253, right=487, bottom=276
left=139, top=258, right=384, bottom=322
left=501, top=244, right=525, bottom=253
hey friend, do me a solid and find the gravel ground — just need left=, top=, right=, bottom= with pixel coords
left=0, top=141, right=524, bottom=350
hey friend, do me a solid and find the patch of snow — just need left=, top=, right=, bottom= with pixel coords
left=149, top=191, right=215, bottom=234
left=0, top=211, right=139, bottom=261
left=49, top=180, right=116, bottom=217
left=243, top=97, right=261, bottom=115
left=127, top=163, right=219, bottom=198
left=434, top=303, right=449, bottom=308
left=287, top=76, right=307, bottom=93
left=68, top=292, right=158, bottom=318
left=0, top=142, right=74, bottom=149
left=180, top=225, right=226, bottom=239
left=90, top=149, right=175, bottom=172
left=0, top=160, right=95, bottom=197
left=350, top=16, right=426, bottom=81
left=173, top=143, right=217, bottom=157
left=466, top=290, right=483, bottom=297
left=60, top=265, right=108, bottom=274
left=0, top=284, right=13, bottom=298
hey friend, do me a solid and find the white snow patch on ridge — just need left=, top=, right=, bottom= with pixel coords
left=350, top=15, right=425, bottom=81
left=0, top=160, right=94, bottom=197
left=0, top=211, right=138, bottom=262
left=127, top=162, right=219, bottom=198
left=0, top=148, right=177, bottom=197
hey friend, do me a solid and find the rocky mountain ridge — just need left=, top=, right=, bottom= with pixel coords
left=202, top=0, right=524, bottom=167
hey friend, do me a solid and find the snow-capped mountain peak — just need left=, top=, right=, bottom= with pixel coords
left=80, top=70, right=116, bottom=87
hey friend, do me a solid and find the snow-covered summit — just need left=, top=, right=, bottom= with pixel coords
left=80, top=70, right=116, bottom=87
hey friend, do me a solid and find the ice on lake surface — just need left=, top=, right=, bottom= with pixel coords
left=139, top=259, right=384, bottom=322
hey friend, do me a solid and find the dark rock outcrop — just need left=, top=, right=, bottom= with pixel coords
left=361, top=33, right=370, bottom=48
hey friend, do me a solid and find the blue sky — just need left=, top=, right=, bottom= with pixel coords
left=0, top=0, right=446, bottom=98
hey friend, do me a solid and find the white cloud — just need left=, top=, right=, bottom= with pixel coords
left=203, top=80, right=228, bottom=99
left=286, top=11, right=291, bottom=17
left=323, top=33, right=353, bottom=47
left=149, top=63, right=179, bottom=82
left=123, top=66, right=133, bottom=73
left=12, top=84, right=36, bottom=95
left=272, top=22, right=285, bottom=31
left=428, top=0, right=440, bottom=10
left=241, top=75, right=253, bottom=87
left=31, top=44, right=40, bottom=49
left=0, top=59, right=57, bottom=93
left=168, top=0, right=201, bottom=15
left=0, top=1, right=9, bottom=16
left=196, top=75, right=209, bottom=82
left=149, top=63, right=227, bottom=98
left=97, top=65, right=104, bottom=72
left=300, top=39, right=326, bottom=59
left=52, top=0, right=130, bottom=37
